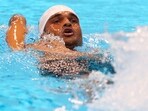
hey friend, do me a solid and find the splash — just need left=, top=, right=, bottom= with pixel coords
left=1, top=25, right=148, bottom=110
left=41, top=34, right=65, bottom=45
left=88, top=26, right=148, bottom=111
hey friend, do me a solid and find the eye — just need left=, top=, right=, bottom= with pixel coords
left=71, top=18, right=78, bottom=23
left=52, top=18, right=60, bottom=23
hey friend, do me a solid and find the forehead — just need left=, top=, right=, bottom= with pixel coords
left=49, top=11, right=79, bottom=20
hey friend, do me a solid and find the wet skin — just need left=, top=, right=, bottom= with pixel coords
left=6, top=15, right=28, bottom=50
left=6, top=13, right=115, bottom=75
left=43, top=11, right=82, bottom=50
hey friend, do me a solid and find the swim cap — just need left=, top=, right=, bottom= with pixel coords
left=39, top=5, right=77, bottom=35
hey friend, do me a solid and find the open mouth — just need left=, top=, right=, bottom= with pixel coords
left=63, top=28, right=74, bottom=37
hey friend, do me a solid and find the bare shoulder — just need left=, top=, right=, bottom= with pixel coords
left=25, top=40, right=82, bottom=56
left=25, top=40, right=52, bottom=52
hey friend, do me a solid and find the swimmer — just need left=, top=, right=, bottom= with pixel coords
left=6, top=5, right=115, bottom=76
left=6, top=14, right=27, bottom=50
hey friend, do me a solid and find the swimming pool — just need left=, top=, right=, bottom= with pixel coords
left=0, top=0, right=148, bottom=111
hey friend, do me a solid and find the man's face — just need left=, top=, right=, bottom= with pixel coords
left=43, top=11, right=82, bottom=49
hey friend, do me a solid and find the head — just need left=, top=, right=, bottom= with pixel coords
left=39, top=5, right=82, bottom=50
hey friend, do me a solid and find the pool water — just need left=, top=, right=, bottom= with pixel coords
left=0, top=0, right=148, bottom=111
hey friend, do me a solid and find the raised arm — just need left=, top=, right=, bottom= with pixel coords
left=6, top=14, right=28, bottom=51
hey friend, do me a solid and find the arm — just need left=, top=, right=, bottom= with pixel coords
left=6, top=14, right=27, bottom=51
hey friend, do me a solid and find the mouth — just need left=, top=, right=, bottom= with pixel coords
left=62, top=28, right=74, bottom=37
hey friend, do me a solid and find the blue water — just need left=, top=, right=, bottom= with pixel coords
left=0, top=0, right=148, bottom=111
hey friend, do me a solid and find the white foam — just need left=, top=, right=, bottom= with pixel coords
left=88, top=26, right=148, bottom=111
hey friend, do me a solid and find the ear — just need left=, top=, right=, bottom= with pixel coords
left=40, top=31, right=51, bottom=39
left=40, top=32, right=45, bottom=39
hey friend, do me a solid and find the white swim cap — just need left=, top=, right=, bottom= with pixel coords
left=39, top=5, right=77, bottom=35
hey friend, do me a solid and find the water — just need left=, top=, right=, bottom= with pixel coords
left=0, top=0, right=148, bottom=111
left=88, top=26, right=148, bottom=111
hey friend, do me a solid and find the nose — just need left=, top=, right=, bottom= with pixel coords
left=63, top=18, right=72, bottom=27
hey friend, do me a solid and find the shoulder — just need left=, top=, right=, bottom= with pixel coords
left=25, top=40, right=50, bottom=52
